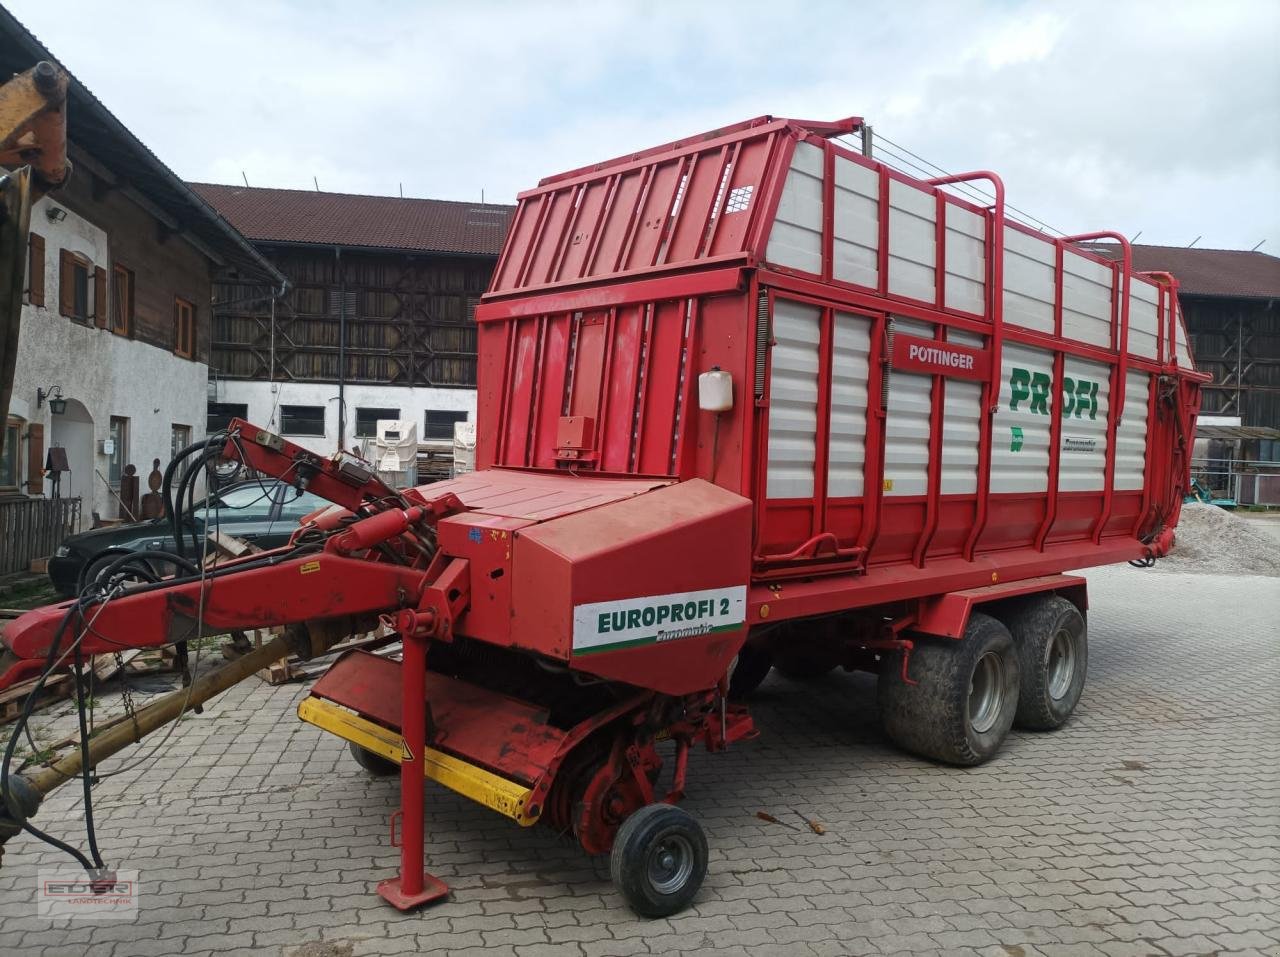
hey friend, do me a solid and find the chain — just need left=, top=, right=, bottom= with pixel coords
left=115, top=651, right=139, bottom=737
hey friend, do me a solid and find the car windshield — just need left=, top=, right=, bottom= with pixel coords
left=277, top=488, right=326, bottom=522
left=195, top=484, right=275, bottom=522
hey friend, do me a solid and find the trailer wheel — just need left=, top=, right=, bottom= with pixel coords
left=1005, top=596, right=1087, bottom=731
left=878, top=612, right=1019, bottom=766
left=727, top=644, right=772, bottom=699
left=610, top=803, right=707, bottom=918
left=348, top=741, right=398, bottom=777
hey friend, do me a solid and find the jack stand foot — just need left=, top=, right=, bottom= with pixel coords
left=376, top=873, right=450, bottom=910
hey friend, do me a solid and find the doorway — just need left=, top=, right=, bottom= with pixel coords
left=49, top=398, right=94, bottom=530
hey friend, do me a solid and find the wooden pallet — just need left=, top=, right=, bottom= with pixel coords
left=0, top=671, right=75, bottom=724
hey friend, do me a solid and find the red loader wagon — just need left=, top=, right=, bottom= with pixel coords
left=0, top=114, right=1206, bottom=916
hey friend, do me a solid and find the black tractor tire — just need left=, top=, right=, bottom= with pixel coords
left=81, top=551, right=152, bottom=595
left=878, top=612, right=1019, bottom=766
left=348, top=741, right=399, bottom=777
left=1003, top=596, right=1088, bottom=731
left=610, top=803, right=708, bottom=918
left=727, top=644, right=772, bottom=699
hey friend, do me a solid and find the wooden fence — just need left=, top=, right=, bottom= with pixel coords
left=0, top=497, right=81, bottom=577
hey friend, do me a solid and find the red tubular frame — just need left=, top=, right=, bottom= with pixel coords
left=1060, top=232, right=1132, bottom=543
left=925, top=172, right=1006, bottom=562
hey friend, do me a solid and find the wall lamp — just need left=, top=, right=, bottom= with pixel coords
left=37, top=385, right=67, bottom=414
left=44, top=205, right=68, bottom=224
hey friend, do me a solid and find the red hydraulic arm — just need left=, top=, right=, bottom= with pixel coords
left=1, top=419, right=468, bottom=663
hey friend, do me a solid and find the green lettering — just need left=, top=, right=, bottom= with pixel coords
left=671, top=603, right=684, bottom=622
left=641, top=607, right=656, bottom=627
left=656, top=605, right=670, bottom=624
left=1030, top=372, right=1051, bottom=415
left=1086, top=380, right=1099, bottom=419
left=1061, top=376, right=1075, bottom=418
left=1009, top=367, right=1031, bottom=411
left=598, top=613, right=611, bottom=633
left=627, top=609, right=642, bottom=629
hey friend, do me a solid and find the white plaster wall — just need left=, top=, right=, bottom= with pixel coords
left=13, top=195, right=208, bottom=527
left=212, top=379, right=475, bottom=457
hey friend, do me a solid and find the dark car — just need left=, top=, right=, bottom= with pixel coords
left=48, top=481, right=326, bottom=597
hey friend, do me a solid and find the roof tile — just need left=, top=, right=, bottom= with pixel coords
left=189, top=183, right=514, bottom=257
left=1084, top=243, right=1280, bottom=299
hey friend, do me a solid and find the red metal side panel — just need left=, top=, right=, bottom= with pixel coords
left=421, top=468, right=670, bottom=522
left=554, top=178, right=611, bottom=282
left=568, top=311, right=608, bottom=420
left=511, top=479, right=752, bottom=695
left=492, top=195, right=542, bottom=291
left=477, top=115, right=1206, bottom=629
left=530, top=315, right=572, bottom=465
left=311, top=651, right=566, bottom=786
left=523, top=189, right=577, bottom=288
left=635, top=300, right=687, bottom=475
left=600, top=305, right=644, bottom=472
left=485, top=121, right=809, bottom=299
left=500, top=317, right=542, bottom=466
left=663, top=147, right=728, bottom=264
left=708, top=135, right=774, bottom=258
left=588, top=170, right=646, bottom=275
left=623, top=160, right=683, bottom=271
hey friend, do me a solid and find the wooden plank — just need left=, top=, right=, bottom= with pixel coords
left=0, top=672, right=75, bottom=725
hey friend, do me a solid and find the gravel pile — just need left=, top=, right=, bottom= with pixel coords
left=1157, top=502, right=1280, bottom=577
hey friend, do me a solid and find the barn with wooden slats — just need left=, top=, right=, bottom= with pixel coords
left=192, top=183, right=514, bottom=453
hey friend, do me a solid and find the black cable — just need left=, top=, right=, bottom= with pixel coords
left=70, top=652, right=104, bottom=870
left=77, top=550, right=197, bottom=599
left=2, top=598, right=97, bottom=870
left=170, top=442, right=225, bottom=557
left=163, top=437, right=220, bottom=557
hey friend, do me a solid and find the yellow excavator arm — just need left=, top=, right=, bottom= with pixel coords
left=0, top=60, right=70, bottom=465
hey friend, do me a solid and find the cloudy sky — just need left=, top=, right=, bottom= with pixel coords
left=11, top=0, right=1279, bottom=250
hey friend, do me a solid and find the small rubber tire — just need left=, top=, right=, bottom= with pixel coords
left=348, top=741, right=398, bottom=777
left=609, top=803, right=708, bottom=918
left=878, top=612, right=1019, bottom=766
left=727, top=644, right=772, bottom=699
left=1004, top=596, right=1088, bottom=731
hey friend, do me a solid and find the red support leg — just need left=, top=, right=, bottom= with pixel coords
left=376, top=630, right=449, bottom=910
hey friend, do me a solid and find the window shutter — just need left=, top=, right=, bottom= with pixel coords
left=28, top=233, right=45, bottom=306
left=59, top=248, right=74, bottom=317
left=26, top=423, right=44, bottom=494
left=93, top=266, right=108, bottom=328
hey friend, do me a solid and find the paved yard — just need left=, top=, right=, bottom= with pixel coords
left=0, top=563, right=1277, bottom=957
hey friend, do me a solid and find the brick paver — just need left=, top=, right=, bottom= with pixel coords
left=0, top=564, right=1276, bottom=956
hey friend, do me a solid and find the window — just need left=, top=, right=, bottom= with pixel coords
left=174, top=297, right=195, bottom=358
left=203, top=483, right=275, bottom=521
left=278, top=488, right=326, bottom=521
left=423, top=410, right=468, bottom=441
left=355, top=407, right=400, bottom=438
left=112, top=264, right=134, bottom=336
left=171, top=424, right=192, bottom=462
left=1, top=419, right=20, bottom=492
left=108, top=416, right=129, bottom=485
left=207, top=402, right=247, bottom=433
left=27, top=233, right=44, bottom=306
left=59, top=249, right=91, bottom=323
left=280, top=405, right=326, bottom=436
